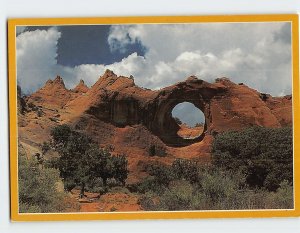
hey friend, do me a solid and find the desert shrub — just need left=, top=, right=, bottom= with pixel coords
left=18, top=154, right=65, bottom=213
left=131, top=126, right=293, bottom=211
left=109, top=186, right=131, bottom=195
left=27, top=102, right=38, bottom=111
left=157, top=180, right=206, bottom=211
left=172, top=158, right=201, bottom=183
left=44, top=157, right=59, bottom=169
left=41, top=141, right=51, bottom=155
left=263, top=181, right=294, bottom=209
left=147, top=163, right=174, bottom=186
left=37, top=109, right=44, bottom=117
left=148, top=145, right=156, bottom=156
left=19, top=202, right=41, bottom=213
left=139, top=166, right=294, bottom=211
left=148, top=144, right=166, bottom=157
left=139, top=191, right=160, bottom=211
left=227, top=182, right=294, bottom=210
left=200, top=169, right=238, bottom=203
left=129, top=176, right=166, bottom=194
left=212, top=126, right=293, bottom=191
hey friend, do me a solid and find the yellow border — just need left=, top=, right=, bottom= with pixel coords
left=8, top=14, right=300, bottom=221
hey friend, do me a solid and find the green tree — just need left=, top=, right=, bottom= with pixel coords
left=49, top=125, right=129, bottom=196
left=212, top=126, right=293, bottom=191
left=50, top=125, right=93, bottom=197
left=84, top=145, right=114, bottom=188
left=111, top=154, right=128, bottom=186
left=50, top=124, right=72, bottom=148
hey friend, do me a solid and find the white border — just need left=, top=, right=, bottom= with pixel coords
left=1, top=0, right=300, bottom=233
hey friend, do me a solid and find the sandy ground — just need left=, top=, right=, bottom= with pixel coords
left=68, top=189, right=142, bottom=212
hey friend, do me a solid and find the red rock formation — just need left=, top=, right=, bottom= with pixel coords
left=19, top=70, right=292, bottom=182
left=25, top=70, right=293, bottom=147
left=265, top=94, right=292, bottom=127
left=72, top=79, right=89, bottom=94
left=26, top=75, right=78, bottom=109
left=62, top=72, right=292, bottom=146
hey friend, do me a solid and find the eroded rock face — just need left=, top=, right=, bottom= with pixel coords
left=25, top=70, right=292, bottom=147
left=72, top=79, right=89, bottom=93
left=19, top=70, right=292, bottom=183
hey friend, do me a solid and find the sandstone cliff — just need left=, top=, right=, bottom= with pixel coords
left=18, top=70, right=293, bottom=183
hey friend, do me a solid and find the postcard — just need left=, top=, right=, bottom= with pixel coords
left=8, top=14, right=300, bottom=221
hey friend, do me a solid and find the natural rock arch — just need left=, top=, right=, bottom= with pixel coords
left=150, top=88, right=209, bottom=146
left=45, top=70, right=291, bottom=148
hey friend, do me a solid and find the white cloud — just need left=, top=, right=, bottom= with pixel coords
left=108, top=23, right=292, bottom=95
left=17, top=28, right=61, bottom=94
left=17, top=22, right=292, bottom=98
left=108, top=25, right=143, bottom=53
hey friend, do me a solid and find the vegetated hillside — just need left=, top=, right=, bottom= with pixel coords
left=17, top=70, right=293, bottom=212
left=18, top=70, right=292, bottom=184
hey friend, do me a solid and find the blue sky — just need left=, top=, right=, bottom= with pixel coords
left=16, top=22, right=292, bottom=126
left=20, top=25, right=146, bottom=66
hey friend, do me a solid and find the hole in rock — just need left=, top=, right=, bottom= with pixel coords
left=171, top=102, right=205, bottom=140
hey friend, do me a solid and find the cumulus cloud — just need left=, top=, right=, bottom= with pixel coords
left=16, top=28, right=105, bottom=93
left=16, top=23, right=292, bottom=125
left=17, top=22, right=292, bottom=99
left=107, top=23, right=292, bottom=95
left=17, top=28, right=61, bottom=93
left=107, top=23, right=291, bottom=125
left=108, top=25, right=143, bottom=53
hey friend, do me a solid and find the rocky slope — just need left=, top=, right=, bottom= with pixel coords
left=18, top=70, right=293, bottom=183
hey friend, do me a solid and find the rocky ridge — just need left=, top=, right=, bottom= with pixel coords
left=18, top=70, right=293, bottom=183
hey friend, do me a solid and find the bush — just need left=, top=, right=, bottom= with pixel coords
left=18, top=154, right=65, bottom=213
left=147, top=163, right=174, bottom=186
left=157, top=180, right=205, bottom=211
left=139, top=191, right=160, bottom=211
left=139, top=162, right=294, bottom=211
left=128, top=176, right=166, bottom=194
left=148, top=144, right=166, bottom=157
left=172, top=158, right=200, bottom=183
left=37, top=109, right=44, bottom=117
left=148, top=145, right=156, bottom=156
left=41, top=141, right=50, bottom=155
left=265, top=181, right=294, bottom=209
left=212, top=126, right=293, bottom=191
left=19, top=202, right=41, bottom=213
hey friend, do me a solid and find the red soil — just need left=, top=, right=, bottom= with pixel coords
left=69, top=189, right=142, bottom=212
